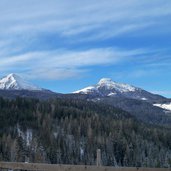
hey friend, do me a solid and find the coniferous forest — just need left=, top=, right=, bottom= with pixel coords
left=0, top=97, right=171, bottom=167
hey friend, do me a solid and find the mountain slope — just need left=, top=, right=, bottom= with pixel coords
left=0, top=97, right=171, bottom=167
left=0, top=73, right=42, bottom=91
left=73, top=78, right=171, bottom=126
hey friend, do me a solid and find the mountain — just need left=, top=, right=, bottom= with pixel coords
left=0, top=74, right=171, bottom=126
left=74, top=78, right=167, bottom=104
left=74, top=78, right=138, bottom=95
left=0, top=73, right=42, bottom=91
left=0, top=73, right=62, bottom=99
left=0, top=76, right=171, bottom=167
left=73, top=78, right=171, bottom=126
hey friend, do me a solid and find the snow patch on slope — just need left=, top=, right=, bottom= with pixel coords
left=141, top=97, right=147, bottom=101
left=74, top=86, right=98, bottom=94
left=107, top=92, right=117, bottom=96
left=153, top=103, right=171, bottom=111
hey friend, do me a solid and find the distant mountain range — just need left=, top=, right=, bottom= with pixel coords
left=0, top=73, right=171, bottom=126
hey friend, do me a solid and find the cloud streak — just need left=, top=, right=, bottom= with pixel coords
left=0, top=0, right=171, bottom=92
left=0, top=47, right=158, bottom=80
left=0, top=0, right=171, bottom=40
left=0, top=0, right=170, bottom=57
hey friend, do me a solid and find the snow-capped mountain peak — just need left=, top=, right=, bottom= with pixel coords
left=0, top=73, right=42, bottom=91
left=98, top=78, right=113, bottom=85
left=97, top=78, right=137, bottom=92
left=74, top=78, right=137, bottom=96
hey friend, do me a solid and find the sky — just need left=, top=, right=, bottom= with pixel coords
left=0, top=0, right=171, bottom=97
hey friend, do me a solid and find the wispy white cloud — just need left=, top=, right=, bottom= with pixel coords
left=0, top=47, right=154, bottom=80
left=111, top=69, right=161, bottom=80
left=26, top=68, right=88, bottom=80
left=0, top=0, right=171, bottom=82
left=0, top=0, right=171, bottom=40
left=0, top=0, right=170, bottom=56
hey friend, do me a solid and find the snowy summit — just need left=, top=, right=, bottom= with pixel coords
left=0, top=73, right=42, bottom=91
left=97, top=78, right=136, bottom=92
left=74, top=78, right=138, bottom=96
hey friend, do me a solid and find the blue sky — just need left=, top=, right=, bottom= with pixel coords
left=0, top=0, right=171, bottom=97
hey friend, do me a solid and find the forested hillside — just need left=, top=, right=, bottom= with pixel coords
left=0, top=97, right=171, bottom=167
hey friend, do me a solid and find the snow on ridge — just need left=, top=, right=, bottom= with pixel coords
left=141, top=97, right=147, bottom=101
left=74, top=78, right=137, bottom=94
left=73, top=86, right=98, bottom=94
left=153, top=103, right=171, bottom=111
left=107, top=92, right=117, bottom=96
left=97, top=78, right=136, bottom=92
left=0, top=73, right=42, bottom=91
